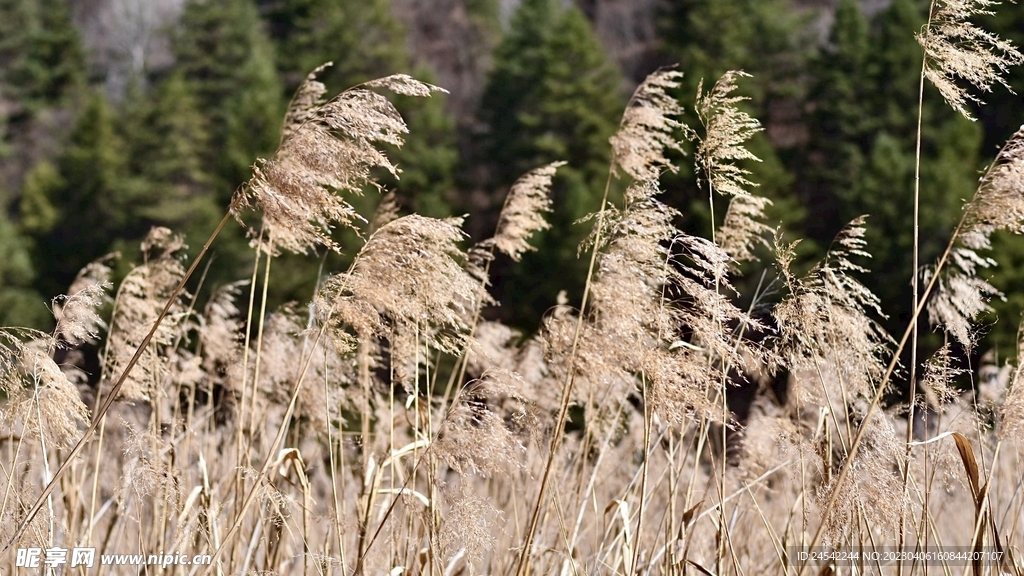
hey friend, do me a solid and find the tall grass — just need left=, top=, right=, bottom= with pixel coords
left=2, top=5, right=1024, bottom=574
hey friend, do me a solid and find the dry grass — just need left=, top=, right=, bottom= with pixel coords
left=1, top=23, right=1024, bottom=576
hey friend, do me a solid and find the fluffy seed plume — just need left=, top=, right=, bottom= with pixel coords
left=610, top=69, right=689, bottom=181
left=199, top=281, right=247, bottom=376
left=695, top=70, right=763, bottom=198
left=999, top=320, right=1024, bottom=441
left=5, top=340, right=91, bottom=448
left=437, top=490, right=503, bottom=572
left=775, top=218, right=892, bottom=402
left=481, top=162, right=561, bottom=262
left=918, top=0, right=1023, bottom=120
left=103, top=227, right=189, bottom=400
left=256, top=307, right=347, bottom=434
left=817, top=411, right=906, bottom=544
left=927, top=126, right=1024, bottom=349
left=718, top=194, right=773, bottom=264
left=53, top=257, right=113, bottom=347
left=921, top=344, right=963, bottom=409
left=316, top=215, right=478, bottom=356
left=231, top=70, right=445, bottom=255
left=280, top=62, right=332, bottom=143
left=432, top=368, right=533, bottom=476
left=569, top=180, right=756, bottom=423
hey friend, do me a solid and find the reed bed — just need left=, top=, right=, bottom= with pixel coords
left=2, top=3, right=1024, bottom=574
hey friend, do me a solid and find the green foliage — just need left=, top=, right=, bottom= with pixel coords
left=173, top=0, right=283, bottom=194
left=258, top=0, right=407, bottom=93
left=390, top=81, right=459, bottom=218
left=660, top=0, right=805, bottom=97
left=19, top=160, right=61, bottom=235
left=0, top=0, right=84, bottom=119
left=0, top=207, right=48, bottom=327
left=473, top=0, right=625, bottom=327
left=122, top=73, right=221, bottom=230
left=800, top=0, right=871, bottom=219
left=27, top=93, right=137, bottom=297
left=121, top=72, right=255, bottom=284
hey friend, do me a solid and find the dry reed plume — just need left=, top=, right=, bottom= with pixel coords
left=2, top=28, right=1024, bottom=576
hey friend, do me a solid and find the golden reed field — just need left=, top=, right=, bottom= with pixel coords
left=2, top=2, right=1024, bottom=574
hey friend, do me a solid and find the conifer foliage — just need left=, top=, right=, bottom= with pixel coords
left=474, top=0, right=625, bottom=326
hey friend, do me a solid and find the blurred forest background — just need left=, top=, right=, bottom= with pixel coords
left=0, top=0, right=1022, bottom=364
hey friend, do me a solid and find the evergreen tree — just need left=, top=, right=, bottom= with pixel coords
left=473, top=0, right=625, bottom=326
left=257, top=0, right=407, bottom=93
left=0, top=0, right=84, bottom=121
left=172, top=0, right=283, bottom=196
left=866, top=0, right=979, bottom=322
left=123, top=72, right=220, bottom=231
left=29, top=93, right=143, bottom=297
left=18, top=159, right=61, bottom=235
left=389, top=75, right=459, bottom=218
left=799, top=0, right=873, bottom=241
left=120, top=72, right=256, bottom=292
left=0, top=206, right=48, bottom=327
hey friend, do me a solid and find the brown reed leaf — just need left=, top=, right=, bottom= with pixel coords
left=951, top=431, right=981, bottom=501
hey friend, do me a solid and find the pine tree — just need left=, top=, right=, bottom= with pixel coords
left=18, top=159, right=61, bottom=235
left=0, top=206, right=48, bottom=327
left=123, top=71, right=258, bottom=292
left=173, top=0, right=283, bottom=196
left=258, top=0, right=407, bottom=93
left=473, top=0, right=625, bottom=326
left=0, top=0, right=84, bottom=121
left=388, top=72, right=459, bottom=218
left=800, top=0, right=874, bottom=241
left=124, top=72, right=219, bottom=229
left=30, top=92, right=142, bottom=297
left=869, top=0, right=979, bottom=309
